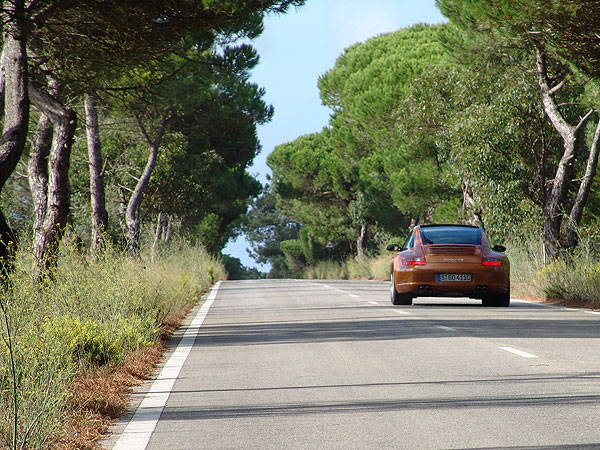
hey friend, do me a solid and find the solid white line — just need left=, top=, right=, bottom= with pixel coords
left=512, top=299, right=556, bottom=308
left=112, top=282, right=220, bottom=450
left=435, top=325, right=457, bottom=332
left=349, top=294, right=359, bottom=298
left=514, top=299, right=600, bottom=315
left=499, top=346, right=538, bottom=358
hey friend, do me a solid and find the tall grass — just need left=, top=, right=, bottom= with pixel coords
left=304, top=252, right=390, bottom=281
left=505, top=232, right=600, bottom=304
left=0, top=238, right=225, bottom=449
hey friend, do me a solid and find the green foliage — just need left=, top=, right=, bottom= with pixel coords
left=280, top=239, right=306, bottom=275
left=41, top=316, right=153, bottom=366
left=242, top=183, right=300, bottom=269
left=221, top=254, right=265, bottom=280
left=267, top=24, right=455, bottom=269
left=415, top=60, right=559, bottom=239
left=194, top=213, right=224, bottom=255
left=436, top=0, right=600, bottom=80
left=319, top=24, right=452, bottom=223
left=64, top=43, right=266, bottom=253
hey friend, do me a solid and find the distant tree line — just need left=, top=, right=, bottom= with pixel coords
left=0, top=0, right=304, bottom=281
left=245, top=2, right=600, bottom=277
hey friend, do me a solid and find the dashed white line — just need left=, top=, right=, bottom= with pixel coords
left=112, top=282, right=220, bottom=450
left=584, top=311, right=600, bottom=315
left=435, top=325, right=457, bottom=332
left=499, top=346, right=538, bottom=358
left=393, top=310, right=410, bottom=315
left=349, top=294, right=359, bottom=298
left=367, top=301, right=380, bottom=305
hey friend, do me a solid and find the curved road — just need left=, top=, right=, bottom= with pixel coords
left=103, top=279, right=600, bottom=449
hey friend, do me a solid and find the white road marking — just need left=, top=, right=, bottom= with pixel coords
left=112, top=282, right=220, bottom=450
left=435, top=325, right=457, bottom=332
left=513, top=299, right=600, bottom=315
left=499, top=346, right=538, bottom=358
left=349, top=294, right=359, bottom=298
left=367, top=301, right=380, bottom=305
left=393, top=310, right=410, bottom=315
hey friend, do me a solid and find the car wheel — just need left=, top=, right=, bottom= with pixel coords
left=482, top=291, right=510, bottom=307
left=390, top=274, right=412, bottom=305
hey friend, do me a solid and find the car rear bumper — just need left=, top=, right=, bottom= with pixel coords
left=393, top=263, right=509, bottom=297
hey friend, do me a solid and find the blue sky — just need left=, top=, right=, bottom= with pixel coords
left=224, top=0, right=446, bottom=269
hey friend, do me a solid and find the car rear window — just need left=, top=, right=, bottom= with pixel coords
left=420, top=226, right=481, bottom=245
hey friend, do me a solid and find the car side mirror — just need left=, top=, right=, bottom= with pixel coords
left=492, top=245, right=506, bottom=253
left=387, top=244, right=400, bottom=252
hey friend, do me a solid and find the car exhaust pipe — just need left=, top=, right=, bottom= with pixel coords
left=419, top=285, right=432, bottom=292
left=476, top=285, right=489, bottom=292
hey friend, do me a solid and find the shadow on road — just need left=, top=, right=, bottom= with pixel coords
left=155, top=392, right=600, bottom=421
left=194, top=316, right=600, bottom=346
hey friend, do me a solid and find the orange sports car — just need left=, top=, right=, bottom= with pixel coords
left=387, top=224, right=510, bottom=306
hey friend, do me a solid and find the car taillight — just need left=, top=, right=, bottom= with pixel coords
left=482, top=258, right=501, bottom=266
left=403, top=257, right=426, bottom=266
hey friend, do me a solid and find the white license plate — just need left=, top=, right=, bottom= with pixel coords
left=437, top=274, right=471, bottom=282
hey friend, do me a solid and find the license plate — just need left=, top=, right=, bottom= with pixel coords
left=437, top=273, right=471, bottom=282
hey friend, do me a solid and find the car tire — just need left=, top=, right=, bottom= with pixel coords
left=390, top=274, right=412, bottom=305
left=482, top=291, right=510, bottom=307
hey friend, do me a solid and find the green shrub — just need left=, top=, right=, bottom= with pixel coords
left=280, top=239, right=306, bottom=274
left=42, top=316, right=156, bottom=366
left=539, top=258, right=600, bottom=303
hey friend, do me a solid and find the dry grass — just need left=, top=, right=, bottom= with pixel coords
left=50, top=306, right=191, bottom=449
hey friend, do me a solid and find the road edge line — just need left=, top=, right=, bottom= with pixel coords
left=111, top=281, right=220, bottom=450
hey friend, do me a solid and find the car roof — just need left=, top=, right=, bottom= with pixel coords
left=418, top=224, right=481, bottom=229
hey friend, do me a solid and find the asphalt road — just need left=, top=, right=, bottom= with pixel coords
left=104, top=279, right=600, bottom=450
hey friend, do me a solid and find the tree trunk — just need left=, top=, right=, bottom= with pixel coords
left=152, top=212, right=162, bottom=263
left=163, top=215, right=173, bottom=243
left=0, top=4, right=29, bottom=267
left=534, top=43, right=592, bottom=261
left=126, top=114, right=167, bottom=255
left=563, top=116, right=600, bottom=248
left=461, top=176, right=480, bottom=225
left=28, top=81, right=77, bottom=282
left=355, top=223, right=366, bottom=260
left=28, top=113, right=52, bottom=280
left=85, top=94, right=108, bottom=256
left=118, top=187, right=128, bottom=235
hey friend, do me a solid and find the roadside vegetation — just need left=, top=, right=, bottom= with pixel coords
left=0, top=237, right=225, bottom=448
